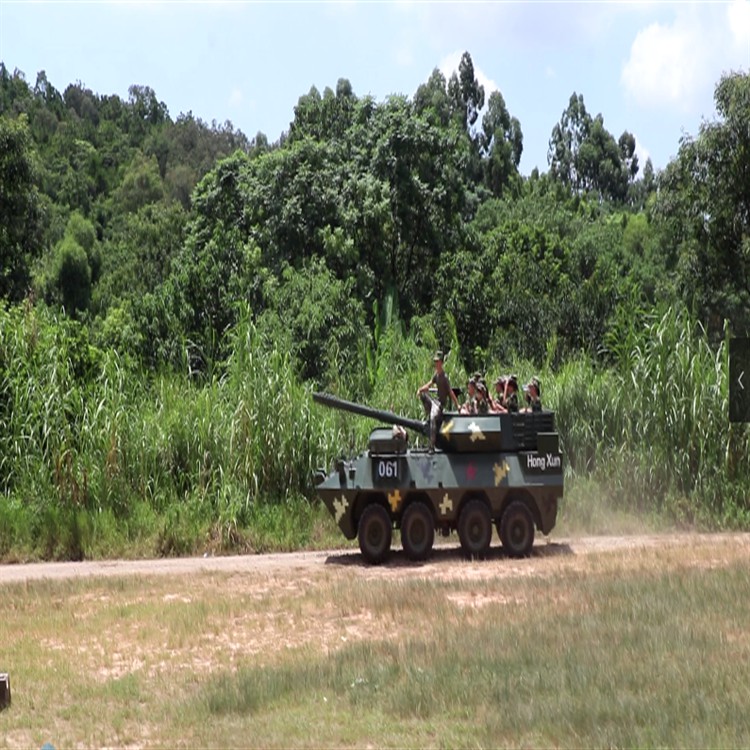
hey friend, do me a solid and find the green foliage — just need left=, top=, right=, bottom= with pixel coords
left=93, top=200, right=187, bottom=318
left=0, top=303, right=354, bottom=558
left=114, top=153, right=164, bottom=213
left=53, top=235, right=92, bottom=313
left=548, top=307, right=750, bottom=523
left=0, top=114, right=44, bottom=301
left=259, top=257, right=366, bottom=385
left=438, top=188, right=641, bottom=368
left=481, top=90, right=523, bottom=197
left=548, top=92, right=638, bottom=203
left=654, top=71, right=750, bottom=337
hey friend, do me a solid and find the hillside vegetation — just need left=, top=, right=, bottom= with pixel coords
left=1, top=55, right=749, bottom=559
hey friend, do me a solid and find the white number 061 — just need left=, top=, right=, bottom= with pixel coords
left=377, top=459, right=398, bottom=479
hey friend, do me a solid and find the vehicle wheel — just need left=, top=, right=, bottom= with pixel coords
left=358, top=504, right=392, bottom=565
left=401, top=502, right=435, bottom=561
left=457, top=499, right=492, bottom=559
left=499, top=501, right=535, bottom=558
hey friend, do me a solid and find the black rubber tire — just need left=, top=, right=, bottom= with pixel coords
left=499, top=500, right=535, bottom=558
left=457, top=499, right=492, bottom=559
left=358, top=504, right=392, bottom=565
left=400, top=502, right=435, bottom=561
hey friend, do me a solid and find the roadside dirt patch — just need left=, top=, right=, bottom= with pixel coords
left=1, top=532, right=748, bottom=585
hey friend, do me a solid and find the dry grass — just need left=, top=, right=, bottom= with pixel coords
left=2, top=536, right=750, bottom=748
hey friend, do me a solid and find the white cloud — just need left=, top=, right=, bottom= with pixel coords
left=729, top=0, right=750, bottom=49
left=622, top=3, right=750, bottom=113
left=229, top=88, right=243, bottom=107
left=621, top=18, right=707, bottom=112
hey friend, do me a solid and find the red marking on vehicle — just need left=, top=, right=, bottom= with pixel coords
left=466, top=463, right=477, bottom=481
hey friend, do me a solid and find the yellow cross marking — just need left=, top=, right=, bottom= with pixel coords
left=468, top=421, right=486, bottom=442
left=333, top=495, right=349, bottom=523
left=439, top=493, right=454, bottom=516
left=388, top=490, right=403, bottom=513
left=440, top=419, right=455, bottom=437
left=493, top=461, right=509, bottom=487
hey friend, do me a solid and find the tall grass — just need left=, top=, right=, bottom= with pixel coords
left=547, top=307, right=750, bottom=524
left=0, top=304, right=349, bottom=558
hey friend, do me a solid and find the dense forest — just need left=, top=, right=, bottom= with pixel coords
left=1, top=53, right=749, bottom=559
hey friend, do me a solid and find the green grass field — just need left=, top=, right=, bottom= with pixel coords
left=2, top=535, right=749, bottom=749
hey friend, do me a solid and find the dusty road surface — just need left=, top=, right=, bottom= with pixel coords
left=1, top=532, right=748, bottom=585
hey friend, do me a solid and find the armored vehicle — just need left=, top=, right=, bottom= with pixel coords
left=313, top=392, right=563, bottom=564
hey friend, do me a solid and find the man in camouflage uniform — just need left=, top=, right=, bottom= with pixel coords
left=504, top=375, right=520, bottom=413
left=492, top=375, right=508, bottom=412
left=460, top=377, right=477, bottom=414
left=522, top=377, right=542, bottom=412
left=417, top=350, right=460, bottom=411
left=475, top=381, right=491, bottom=414
left=419, top=391, right=442, bottom=452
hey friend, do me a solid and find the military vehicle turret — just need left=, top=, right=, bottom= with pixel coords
left=313, top=392, right=563, bottom=564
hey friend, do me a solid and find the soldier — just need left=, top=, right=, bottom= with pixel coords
left=504, top=375, right=520, bottom=413
left=460, top=377, right=477, bottom=414
left=522, top=377, right=542, bottom=412
left=417, top=350, right=460, bottom=411
left=475, top=381, right=491, bottom=414
left=419, top=391, right=442, bottom=453
left=492, top=375, right=508, bottom=413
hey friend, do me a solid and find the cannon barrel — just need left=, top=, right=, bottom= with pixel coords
left=313, top=392, right=428, bottom=436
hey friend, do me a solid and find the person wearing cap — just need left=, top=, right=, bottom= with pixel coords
left=460, top=377, right=477, bottom=414
left=504, top=375, right=520, bottom=413
left=492, top=375, right=508, bottom=413
left=475, top=381, right=491, bottom=414
left=522, top=377, right=542, bottom=413
left=417, top=350, right=460, bottom=411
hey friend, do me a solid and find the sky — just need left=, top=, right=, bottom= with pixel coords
left=1, top=0, right=749, bottom=176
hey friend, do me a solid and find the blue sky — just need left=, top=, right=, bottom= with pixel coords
left=1, top=1, right=749, bottom=175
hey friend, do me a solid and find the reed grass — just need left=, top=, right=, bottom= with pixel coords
left=548, top=307, right=750, bottom=526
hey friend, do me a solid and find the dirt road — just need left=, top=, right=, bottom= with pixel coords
left=2, top=532, right=748, bottom=585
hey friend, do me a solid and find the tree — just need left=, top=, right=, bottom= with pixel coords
left=0, top=115, right=44, bottom=301
left=126, top=85, right=168, bottom=144
left=414, top=69, right=453, bottom=127
left=53, top=235, right=91, bottom=314
left=259, top=257, right=366, bottom=384
left=288, top=79, right=357, bottom=143
left=447, top=52, right=485, bottom=132
left=548, top=92, right=590, bottom=189
left=481, top=91, right=523, bottom=197
left=115, top=153, right=165, bottom=213
left=93, top=200, right=187, bottom=316
left=65, top=211, right=100, bottom=280
left=655, top=71, right=750, bottom=335
left=548, top=93, right=638, bottom=203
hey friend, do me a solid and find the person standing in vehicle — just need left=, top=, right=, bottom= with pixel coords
left=417, top=350, right=460, bottom=411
